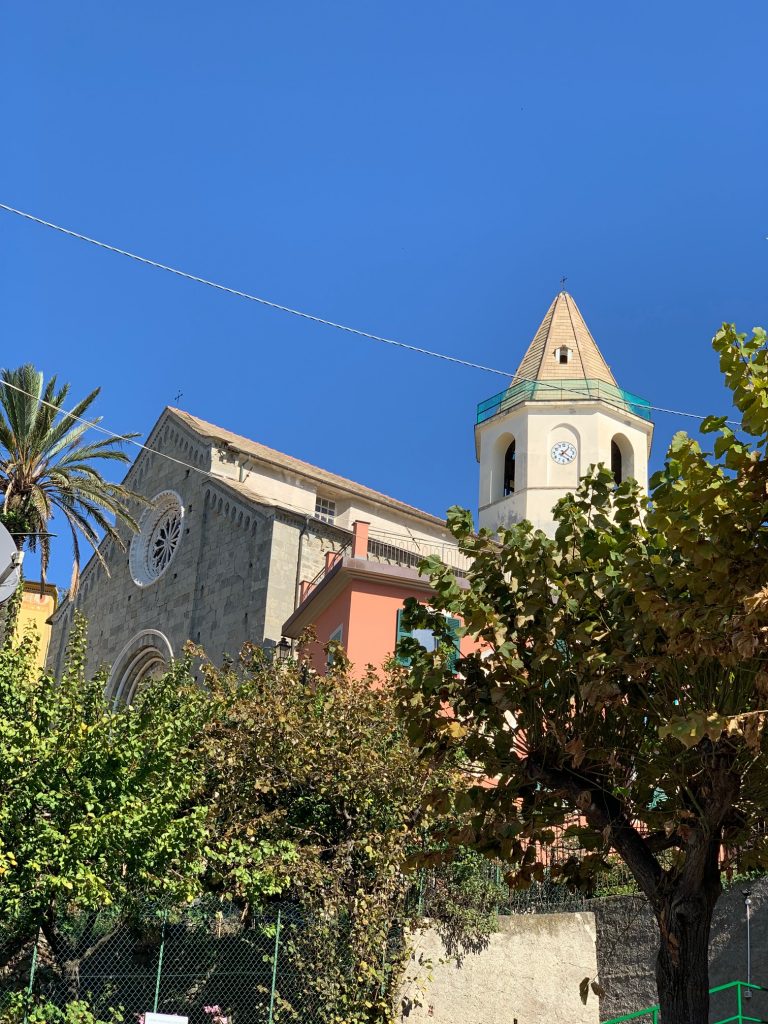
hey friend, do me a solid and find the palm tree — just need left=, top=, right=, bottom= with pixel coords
left=0, top=364, right=146, bottom=591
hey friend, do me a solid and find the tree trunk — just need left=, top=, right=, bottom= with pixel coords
left=655, top=880, right=719, bottom=1024
left=42, top=914, right=81, bottom=1004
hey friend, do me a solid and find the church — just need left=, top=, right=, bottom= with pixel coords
left=47, top=290, right=654, bottom=689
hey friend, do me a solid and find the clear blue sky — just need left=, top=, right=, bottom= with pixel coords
left=1, top=2, right=766, bottom=587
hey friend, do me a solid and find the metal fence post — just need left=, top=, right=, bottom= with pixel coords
left=23, top=928, right=40, bottom=1024
left=379, top=940, right=388, bottom=998
left=153, top=911, right=168, bottom=1014
left=267, top=909, right=282, bottom=1024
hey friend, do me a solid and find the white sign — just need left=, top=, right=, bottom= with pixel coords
left=144, top=1015, right=188, bottom=1024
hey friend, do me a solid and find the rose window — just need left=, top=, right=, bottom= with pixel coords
left=149, top=509, right=181, bottom=574
left=130, top=491, right=185, bottom=587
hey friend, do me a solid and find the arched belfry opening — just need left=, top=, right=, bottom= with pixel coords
left=503, top=440, right=516, bottom=496
left=611, top=439, right=623, bottom=486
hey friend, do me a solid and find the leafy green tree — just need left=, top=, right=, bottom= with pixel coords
left=0, top=617, right=215, bottom=994
left=398, top=325, right=768, bottom=1024
left=201, top=643, right=500, bottom=1023
left=0, top=365, right=143, bottom=590
left=0, top=622, right=498, bottom=1024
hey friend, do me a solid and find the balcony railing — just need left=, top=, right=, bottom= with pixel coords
left=367, top=530, right=471, bottom=576
left=476, top=378, right=652, bottom=424
left=298, top=541, right=351, bottom=603
left=296, top=528, right=471, bottom=608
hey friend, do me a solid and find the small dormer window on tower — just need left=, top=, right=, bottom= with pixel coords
left=555, top=346, right=573, bottom=366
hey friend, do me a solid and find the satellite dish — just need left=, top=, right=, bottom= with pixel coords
left=0, top=521, right=23, bottom=606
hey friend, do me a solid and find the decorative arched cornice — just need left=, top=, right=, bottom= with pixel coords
left=106, top=629, right=174, bottom=706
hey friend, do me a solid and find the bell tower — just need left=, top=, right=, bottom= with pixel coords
left=476, top=291, right=654, bottom=536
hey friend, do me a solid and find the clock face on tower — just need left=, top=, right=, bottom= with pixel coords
left=551, top=441, right=577, bottom=465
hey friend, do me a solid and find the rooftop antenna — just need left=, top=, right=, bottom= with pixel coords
left=560, top=276, right=568, bottom=293
left=174, top=390, right=183, bottom=404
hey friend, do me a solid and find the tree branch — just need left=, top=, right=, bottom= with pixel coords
left=524, top=756, right=663, bottom=902
left=645, top=831, right=684, bottom=854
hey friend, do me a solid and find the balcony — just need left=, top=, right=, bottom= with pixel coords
left=366, top=529, right=470, bottom=576
left=476, top=378, right=652, bottom=425
left=297, top=523, right=470, bottom=606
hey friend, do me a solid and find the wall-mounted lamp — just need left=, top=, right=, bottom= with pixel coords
left=276, top=637, right=292, bottom=661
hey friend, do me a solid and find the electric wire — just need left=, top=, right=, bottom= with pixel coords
left=0, top=201, right=741, bottom=426
left=0, top=377, right=442, bottom=545
left=0, top=202, right=510, bottom=379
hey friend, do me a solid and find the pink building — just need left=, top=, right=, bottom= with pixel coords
left=282, top=521, right=480, bottom=676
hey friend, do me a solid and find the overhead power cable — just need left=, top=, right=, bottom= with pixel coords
left=0, top=202, right=510, bottom=378
left=0, top=201, right=741, bottom=426
left=0, top=377, right=442, bottom=541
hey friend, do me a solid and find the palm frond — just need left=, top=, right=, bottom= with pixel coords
left=0, top=365, right=43, bottom=445
left=0, top=365, right=144, bottom=586
left=39, top=390, right=106, bottom=458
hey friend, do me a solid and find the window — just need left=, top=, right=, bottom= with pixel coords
left=556, top=346, right=572, bottom=365
left=396, top=608, right=461, bottom=671
left=611, top=440, right=623, bottom=486
left=503, top=440, right=516, bottom=496
left=314, top=496, right=336, bottom=524
left=327, top=624, right=343, bottom=667
left=129, top=491, right=184, bottom=587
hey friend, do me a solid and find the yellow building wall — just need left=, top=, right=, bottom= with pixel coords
left=16, top=582, right=58, bottom=671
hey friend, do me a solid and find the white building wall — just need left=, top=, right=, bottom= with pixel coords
left=210, top=449, right=457, bottom=549
left=477, top=401, right=652, bottom=536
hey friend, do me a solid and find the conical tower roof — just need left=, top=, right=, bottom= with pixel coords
left=514, top=291, right=617, bottom=387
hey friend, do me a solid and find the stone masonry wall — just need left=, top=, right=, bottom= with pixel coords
left=47, top=412, right=353, bottom=681
left=264, top=513, right=349, bottom=644
left=593, top=878, right=768, bottom=1020
left=48, top=419, right=211, bottom=679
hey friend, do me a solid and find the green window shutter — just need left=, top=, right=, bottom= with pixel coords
left=649, top=787, right=667, bottom=810
left=446, top=616, right=461, bottom=673
left=396, top=608, right=412, bottom=666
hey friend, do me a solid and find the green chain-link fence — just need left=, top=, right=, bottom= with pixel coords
left=0, top=905, right=394, bottom=1024
left=5, top=869, right=763, bottom=1022
left=0, top=865, right=593, bottom=1022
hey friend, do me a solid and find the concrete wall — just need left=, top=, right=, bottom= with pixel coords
left=400, top=912, right=600, bottom=1024
left=593, top=879, right=768, bottom=1021
left=395, top=881, right=768, bottom=1024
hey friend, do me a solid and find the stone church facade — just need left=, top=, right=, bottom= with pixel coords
left=47, top=407, right=458, bottom=699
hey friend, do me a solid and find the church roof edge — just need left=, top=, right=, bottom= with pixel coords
left=166, top=407, right=448, bottom=529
